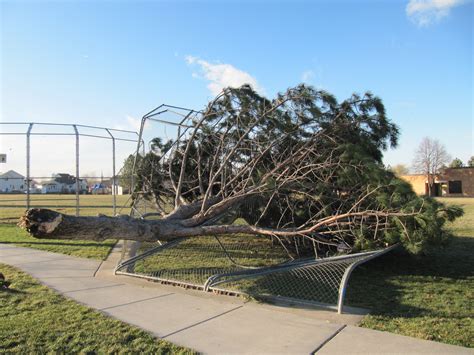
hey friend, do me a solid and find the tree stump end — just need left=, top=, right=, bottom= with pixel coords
left=18, top=209, right=63, bottom=237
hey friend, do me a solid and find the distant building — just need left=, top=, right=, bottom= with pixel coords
left=0, top=170, right=25, bottom=192
left=400, top=167, right=474, bottom=197
left=90, top=176, right=124, bottom=195
left=40, top=173, right=88, bottom=194
left=90, top=183, right=109, bottom=195
left=111, top=184, right=123, bottom=195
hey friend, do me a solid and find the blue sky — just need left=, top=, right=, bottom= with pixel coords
left=1, top=0, right=472, bottom=176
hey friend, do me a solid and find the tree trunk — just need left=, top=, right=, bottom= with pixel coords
left=18, top=208, right=179, bottom=242
left=19, top=208, right=418, bottom=243
left=427, top=174, right=432, bottom=196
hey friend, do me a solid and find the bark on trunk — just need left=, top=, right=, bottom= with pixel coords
left=18, top=208, right=179, bottom=242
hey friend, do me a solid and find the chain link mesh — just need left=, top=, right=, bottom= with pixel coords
left=120, top=235, right=289, bottom=286
left=116, top=228, right=381, bottom=307
left=209, top=254, right=371, bottom=304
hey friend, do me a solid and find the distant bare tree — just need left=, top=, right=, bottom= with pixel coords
left=390, top=164, right=409, bottom=176
left=412, top=137, right=450, bottom=196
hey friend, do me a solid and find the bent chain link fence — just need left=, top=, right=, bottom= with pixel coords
left=116, top=230, right=397, bottom=313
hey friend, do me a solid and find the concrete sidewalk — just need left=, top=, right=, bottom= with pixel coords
left=1, top=243, right=472, bottom=354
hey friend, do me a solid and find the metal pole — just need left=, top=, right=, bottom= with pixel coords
left=26, top=123, right=34, bottom=209
left=141, top=138, right=146, bottom=215
left=106, top=129, right=116, bottom=215
left=73, top=125, right=80, bottom=217
left=337, top=244, right=398, bottom=314
left=131, top=118, right=146, bottom=196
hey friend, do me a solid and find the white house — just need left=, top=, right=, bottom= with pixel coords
left=111, top=184, right=123, bottom=195
left=40, top=181, right=62, bottom=194
left=40, top=173, right=88, bottom=194
left=0, top=170, right=25, bottom=193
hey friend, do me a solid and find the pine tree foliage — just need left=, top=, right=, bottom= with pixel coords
left=130, top=84, right=463, bottom=255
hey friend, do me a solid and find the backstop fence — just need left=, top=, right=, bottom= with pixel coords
left=0, top=122, right=140, bottom=220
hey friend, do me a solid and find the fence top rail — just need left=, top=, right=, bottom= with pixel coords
left=142, top=103, right=203, bottom=119
left=0, top=176, right=121, bottom=180
left=0, top=122, right=139, bottom=137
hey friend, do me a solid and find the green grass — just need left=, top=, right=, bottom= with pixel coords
left=346, top=197, right=474, bottom=348
left=133, top=235, right=289, bottom=285
left=0, top=224, right=116, bottom=259
left=0, top=263, right=193, bottom=354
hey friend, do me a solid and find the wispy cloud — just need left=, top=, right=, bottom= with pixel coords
left=185, top=55, right=262, bottom=95
left=125, top=116, right=142, bottom=131
left=301, top=70, right=315, bottom=83
left=114, top=115, right=145, bottom=131
left=406, top=0, right=465, bottom=26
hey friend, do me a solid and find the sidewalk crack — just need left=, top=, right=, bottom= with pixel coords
left=311, top=324, right=347, bottom=354
left=162, top=305, right=244, bottom=339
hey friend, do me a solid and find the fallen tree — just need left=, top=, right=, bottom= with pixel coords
left=19, top=84, right=462, bottom=255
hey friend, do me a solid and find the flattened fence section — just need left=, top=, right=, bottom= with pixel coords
left=115, top=235, right=397, bottom=314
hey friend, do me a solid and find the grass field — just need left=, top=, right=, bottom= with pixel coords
left=0, top=263, right=193, bottom=354
left=347, top=197, right=474, bottom=347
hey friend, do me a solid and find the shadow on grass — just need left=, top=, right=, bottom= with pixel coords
left=0, top=241, right=115, bottom=248
left=346, top=235, right=474, bottom=319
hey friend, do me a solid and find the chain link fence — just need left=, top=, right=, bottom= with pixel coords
left=0, top=122, right=140, bottom=222
left=116, top=233, right=397, bottom=313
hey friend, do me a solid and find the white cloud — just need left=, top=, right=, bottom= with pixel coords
left=114, top=115, right=145, bottom=132
left=301, top=70, right=315, bottom=83
left=125, top=116, right=142, bottom=131
left=185, top=55, right=262, bottom=95
left=406, top=0, right=465, bottom=26
left=185, top=55, right=197, bottom=65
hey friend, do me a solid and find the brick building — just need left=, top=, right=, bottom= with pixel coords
left=400, top=167, right=474, bottom=197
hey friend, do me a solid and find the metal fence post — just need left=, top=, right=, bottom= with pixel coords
left=337, top=244, right=398, bottom=314
left=72, top=125, right=80, bottom=216
left=26, top=123, right=34, bottom=209
left=1, top=122, right=139, bottom=217
left=106, top=129, right=116, bottom=215
left=131, top=118, right=146, bottom=196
